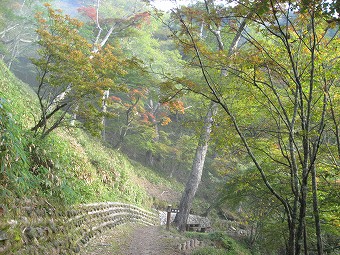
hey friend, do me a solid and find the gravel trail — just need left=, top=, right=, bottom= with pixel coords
left=82, top=224, right=185, bottom=255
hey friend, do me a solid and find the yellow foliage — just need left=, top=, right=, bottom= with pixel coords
left=161, top=116, right=171, bottom=126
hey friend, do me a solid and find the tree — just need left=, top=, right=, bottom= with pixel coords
left=79, top=0, right=189, bottom=167
left=173, top=101, right=217, bottom=231
left=31, top=5, right=129, bottom=138
left=163, top=0, right=248, bottom=231
left=77, top=0, right=152, bottom=140
left=106, top=87, right=150, bottom=148
left=226, top=2, right=339, bottom=254
left=164, top=0, right=339, bottom=254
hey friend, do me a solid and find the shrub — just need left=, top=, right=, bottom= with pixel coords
left=192, top=246, right=228, bottom=255
left=186, top=231, right=251, bottom=255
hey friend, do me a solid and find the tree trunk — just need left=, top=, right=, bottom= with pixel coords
left=101, top=89, right=110, bottom=140
left=296, top=174, right=308, bottom=255
left=288, top=225, right=297, bottom=255
left=173, top=2, right=248, bottom=230
left=174, top=102, right=217, bottom=231
left=311, top=164, right=324, bottom=255
left=70, top=104, right=78, bottom=127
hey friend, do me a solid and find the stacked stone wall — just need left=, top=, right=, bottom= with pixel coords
left=0, top=202, right=159, bottom=255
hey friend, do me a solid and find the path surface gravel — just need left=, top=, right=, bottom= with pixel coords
left=82, top=224, right=185, bottom=255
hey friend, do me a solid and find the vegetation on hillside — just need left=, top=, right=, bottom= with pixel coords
left=0, top=60, right=176, bottom=208
left=0, top=0, right=339, bottom=254
left=187, top=231, right=251, bottom=255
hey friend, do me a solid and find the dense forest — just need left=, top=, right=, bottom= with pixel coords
left=0, top=0, right=339, bottom=254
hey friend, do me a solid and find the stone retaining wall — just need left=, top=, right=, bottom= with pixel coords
left=0, top=202, right=159, bottom=255
left=178, top=238, right=203, bottom=251
left=158, top=211, right=211, bottom=228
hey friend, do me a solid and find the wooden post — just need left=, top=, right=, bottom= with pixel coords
left=166, top=205, right=172, bottom=230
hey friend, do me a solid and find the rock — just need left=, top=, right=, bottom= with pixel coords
left=49, top=222, right=57, bottom=233
left=52, top=240, right=62, bottom=248
left=36, top=227, right=45, bottom=238
left=20, top=217, right=29, bottom=224
left=8, top=218, right=18, bottom=224
left=0, top=230, right=8, bottom=241
left=0, top=242, right=10, bottom=253
left=24, top=227, right=37, bottom=240
left=194, top=238, right=200, bottom=247
left=72, top=244, right=80, bottom=253
left=24, top=206, right=33, bottom=216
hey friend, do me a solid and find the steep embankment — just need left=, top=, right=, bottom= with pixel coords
left=0, top=60, right=181, bottom=205
left=0, top=60, right=181, bottom=253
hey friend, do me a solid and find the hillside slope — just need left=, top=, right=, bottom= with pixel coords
left=0, top=60, right=181, bottom=210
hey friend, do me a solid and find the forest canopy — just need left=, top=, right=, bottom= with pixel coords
left=0, top=1, right=339, bottom=255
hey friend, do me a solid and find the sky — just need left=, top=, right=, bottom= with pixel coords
left=151, top=0, right=195, bottom=11
left=150, top=0, right=232, bottom=11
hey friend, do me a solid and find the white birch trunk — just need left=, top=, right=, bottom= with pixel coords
left=101, top=89, right=110, bottom=140
left=70, top=104, right=78, bottom=127
left=47, top=84, right=72, bottom=114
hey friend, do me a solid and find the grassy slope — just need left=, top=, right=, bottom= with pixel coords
left=0, top=60, right=180, bottom=209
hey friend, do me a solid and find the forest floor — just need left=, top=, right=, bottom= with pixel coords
left=82, top=223, right=188, bottom=255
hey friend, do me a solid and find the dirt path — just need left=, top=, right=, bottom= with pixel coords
left=82, top=224, right=186, bottom=255
left=125, top=225, right=183, bottom=255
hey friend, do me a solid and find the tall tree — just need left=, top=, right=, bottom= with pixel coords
left=77, top=0, right=151, bottom=140
left=31, top=5, right=129, bottom=138
left=168, top=0, right=248, bottom=231
left=173, top=101, right=217, bottom=231
left=164, top=0, right=339, bottom=254
left=86, top=0, right=187, bottom=161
